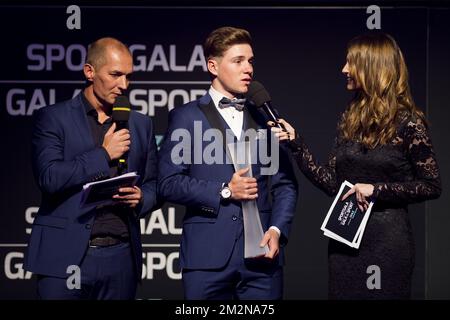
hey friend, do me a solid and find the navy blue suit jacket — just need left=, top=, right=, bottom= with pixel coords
left=25, top=93, right=158, bottom=278
left=158, top=94, right=298, bottom=270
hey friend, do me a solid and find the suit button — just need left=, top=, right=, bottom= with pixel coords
left=232, top=216, right=237, bottom=221
left=85, top=224, right=91, bottom=229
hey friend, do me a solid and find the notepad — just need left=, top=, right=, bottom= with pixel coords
left=321, top=180, right=374, bottom=249
left=80, top=172, right=139, bottom=208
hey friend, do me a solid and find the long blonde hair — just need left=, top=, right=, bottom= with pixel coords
left=339, top=32, right=425, bottom=149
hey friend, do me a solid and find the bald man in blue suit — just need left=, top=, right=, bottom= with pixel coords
left=25, top=37, right=158, bottom=300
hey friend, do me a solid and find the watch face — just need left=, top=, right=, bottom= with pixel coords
left=221, top=187, right=231, bottom=199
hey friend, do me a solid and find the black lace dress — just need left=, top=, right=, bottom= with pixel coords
left=288, top=114, right=441, bottom=299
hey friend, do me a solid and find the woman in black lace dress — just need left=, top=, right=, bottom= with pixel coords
left=270, top=33, right=441, bottom=299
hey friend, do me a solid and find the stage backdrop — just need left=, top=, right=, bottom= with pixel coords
left=0, top=4, right=448, bottom=299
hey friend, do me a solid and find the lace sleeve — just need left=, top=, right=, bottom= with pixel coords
left=372, top=117, right=442, bottom=204
left=288, top=135, right=338, bottom=196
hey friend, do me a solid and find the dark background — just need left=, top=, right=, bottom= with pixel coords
left=0, top=2, right=448, bottom=299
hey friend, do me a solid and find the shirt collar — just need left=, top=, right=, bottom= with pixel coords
left=81, top=92, right=97, bottom=116
left=208, top=86, right=227, bottom=109
left=208, top=86, right=246, bottom=109
left=81, top=93, right=113, bottom=122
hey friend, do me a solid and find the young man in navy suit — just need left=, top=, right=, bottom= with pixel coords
left=25, top=37, right=158, bottom=299
left=158, top=27, right=298, bottom=299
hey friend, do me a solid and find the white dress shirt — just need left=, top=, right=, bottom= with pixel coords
left=208, top=86, right=244, bottom=138
left=208, top=86, right=281, bottom=238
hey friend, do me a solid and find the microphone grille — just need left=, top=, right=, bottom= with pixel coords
left=112, top=95, right=130, bottom=122
left=246, top=81, right=271, bottom=107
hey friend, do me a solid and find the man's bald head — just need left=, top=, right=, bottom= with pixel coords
left=86, top=37, right=131, bottom=70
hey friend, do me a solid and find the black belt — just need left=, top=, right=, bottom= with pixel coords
left=89, top=236, right=129, bottom=247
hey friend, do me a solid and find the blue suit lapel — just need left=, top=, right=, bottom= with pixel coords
left=70, top=93, right=95, bottom=150
left=242, top=104, right=259, bottom=132
left=198, top=94, right=230, bottom=153
left=127, top=113, right=138, bottom=173
left=198, top=94, right=239, bottom=167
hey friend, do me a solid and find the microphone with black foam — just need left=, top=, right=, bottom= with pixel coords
left=112, top=95, right=131, bottom=175
left=246, top=80, right=286, bottom=131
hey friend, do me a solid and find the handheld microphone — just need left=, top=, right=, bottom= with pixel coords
left=112, top=95, right=131, bottom=175
left=246, top=81, right=285, bottom=130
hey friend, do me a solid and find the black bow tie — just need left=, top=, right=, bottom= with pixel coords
left=218, top=97, right=246, bottom=111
